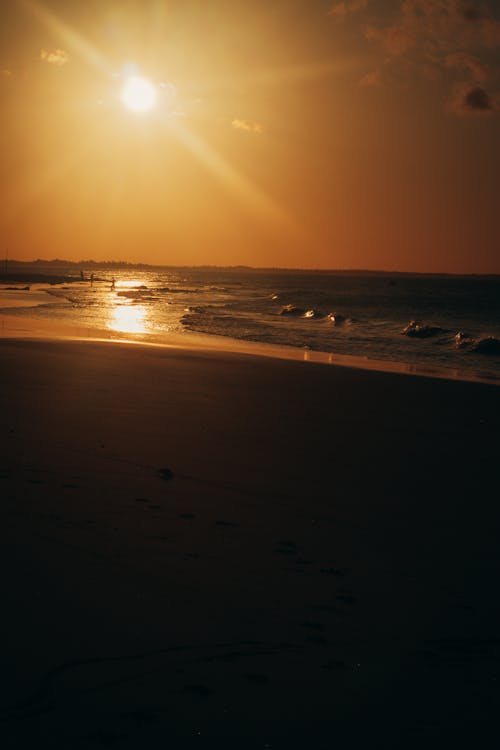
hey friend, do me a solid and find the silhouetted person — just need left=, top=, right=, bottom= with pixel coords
left=90, top=273, right=94, bottom=287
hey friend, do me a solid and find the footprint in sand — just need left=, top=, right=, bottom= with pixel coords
left=183, top=684, right=214, bottom=697
left=321, top=659, right=347, bottom=671
left=158, top=467, right=174, bottom=481
left=306, top=635, right=327, bottom=645
left=336, top=593, right=356, bottom=605
left=320, top=567, right=347, bottom=576
left=313, top=604, right=337, bottom=613
left=84, top=730, right=127, bottom=744
left=245, top=673, right=269, bottom=685
left=276, top=540, right=299, bottom=556
left=300, top=621, right=325, bottom=631
left=120, top=709, right=159, bottom=725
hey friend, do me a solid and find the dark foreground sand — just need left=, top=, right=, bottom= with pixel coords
left=1, top=338, right=500, bottom=748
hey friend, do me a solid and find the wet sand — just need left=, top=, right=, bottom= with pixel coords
left=1, top=337, right=500, bottom=748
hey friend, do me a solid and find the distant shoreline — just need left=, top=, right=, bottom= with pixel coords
left=2, top=261, right=500, bottom=280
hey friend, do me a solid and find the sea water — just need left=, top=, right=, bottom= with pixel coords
left=1, top=266, right=500, bottom=383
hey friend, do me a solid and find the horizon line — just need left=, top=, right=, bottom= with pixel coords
left=2, top=258, right=500, bottom=279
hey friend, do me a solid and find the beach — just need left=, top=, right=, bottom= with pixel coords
left=2, top=335, right=500, bottom=748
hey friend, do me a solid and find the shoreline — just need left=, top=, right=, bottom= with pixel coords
left=1, top=310, right=499, bottom=386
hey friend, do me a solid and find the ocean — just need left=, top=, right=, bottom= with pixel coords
left=1, top=265, right=500, bottom=383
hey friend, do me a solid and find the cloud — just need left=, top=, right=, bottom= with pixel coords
left=480, top=16, right=500, bottom=46
left=364, top=22, right=415, bottom=55
left=448, top=83, right=497, bottom=115
left=359, top=0, right=500, bottom=115
left=40, top=48, right=69, bottom=66
left=359, top=69, right=382, bottom=87
left=231, top=118, right=264, bottom=134
left=445, top=52, right=489, bottom=81
left=329, top=0, right=368, bottom=18
left=460, top=4, right=483, bottom=22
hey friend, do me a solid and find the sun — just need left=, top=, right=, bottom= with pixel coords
left=121, top=76, right=157, bottom=113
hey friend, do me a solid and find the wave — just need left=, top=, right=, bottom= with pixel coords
left=327, top=312, right=350, bottom=325
left=473, top=337, right=500, bottom=355
left=116, top=292, right=160, bottom=304
left=155, top=287, right=200, bottom=294
left=454, top=331, right=474, bottom=349
left=279, top=304, right=350, bottom=322
left=279, top=304, right=305, bottom=316
left=402, top=320, right=447, bottom=338
left=455, top=332, right=500, bottom=355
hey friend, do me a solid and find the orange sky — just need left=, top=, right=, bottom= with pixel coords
left=1, top=0, right=499, bottom=272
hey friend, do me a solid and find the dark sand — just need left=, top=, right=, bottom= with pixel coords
left=1, top=337, right=500, bottom=748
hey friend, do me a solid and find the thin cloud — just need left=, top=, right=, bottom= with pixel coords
left=40, top=48, right=69, bottom=66
left=232, top=118, right=264, bottom=134
left=328, top=0, right=368, bottom=18
left=359, top=69, right=382, bottom=87
left=364, top=23, right=415, bottom=56
left=445, top=52, right=489, bottom=81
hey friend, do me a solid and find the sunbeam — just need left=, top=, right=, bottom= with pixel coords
left=205, top=57, right=358, bottom=94
left=20, top=0, right=110, bottom=72
left=168, top=118, right=299, bottom=237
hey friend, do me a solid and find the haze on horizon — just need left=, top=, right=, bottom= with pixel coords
left=1, top=0, right=499, bottom=274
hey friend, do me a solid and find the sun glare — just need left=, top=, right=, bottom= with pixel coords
left=121, top=76, right=157, bottom=113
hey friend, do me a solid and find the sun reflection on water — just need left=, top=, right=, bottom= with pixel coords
left=109, top=302, right=149, bottom=334
left=114, top=279, right=146, bottom=289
